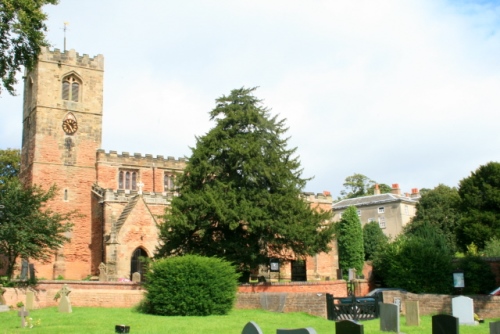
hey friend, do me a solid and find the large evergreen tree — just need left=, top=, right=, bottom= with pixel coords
left=336, top=206, right=364, bottom=275
left=363, top=221, right=388, bottom=261
left=456, top=162, right=500, bottom=251
left=156, top=87, right=334, bottom=272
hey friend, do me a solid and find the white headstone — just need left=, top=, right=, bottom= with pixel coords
left=452, top=295, right=475, bottom=325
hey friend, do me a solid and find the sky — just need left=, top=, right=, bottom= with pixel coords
left=1, top=0, right=499, bottom=196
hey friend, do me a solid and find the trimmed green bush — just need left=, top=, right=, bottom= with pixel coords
left=142, top=255, right=240, bottom=316
left=454, top=255, right=496, bottom=294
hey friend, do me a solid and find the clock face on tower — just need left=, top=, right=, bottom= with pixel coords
left=62, top=118, right=78, bottom=134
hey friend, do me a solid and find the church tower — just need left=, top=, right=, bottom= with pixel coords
left=20, top=48, right=104, bottom=279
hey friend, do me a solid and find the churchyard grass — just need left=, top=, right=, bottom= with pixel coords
left=0, top=307, right=498, bottom=333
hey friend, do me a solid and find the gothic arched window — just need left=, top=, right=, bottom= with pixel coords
left=62, top=75, right=81, bottom=102
left=119, top=170, right=138, bottom=190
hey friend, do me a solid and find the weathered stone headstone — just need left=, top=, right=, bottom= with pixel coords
left=0, top=284, right=6, bottom=304
left=432, top=314, right=458, bottom=334
left=452, top=295, right=475, bottom=325
left=28, top=263, right=35, bottom=281
left=25, top=290, right=34, bottom=310
left=405, top=300, right=420, bottom=326
left=241, top=321, right=264, bottom=334
left=18, top=306, right=29, bottom=328
left=55, top=284, right=72, bottom=313
left=99, top=262, right=107, bottom=281
left=380, top=302, right=399, bottom=332
left=132, top=272, right=141, bottom=283
left=276, top=328, right=317, bottom=334
left=490, top=321, right=500, bottom=334
left=335, top=319, right=364, bottom=334
left=20, top=259, right=28, bottom=280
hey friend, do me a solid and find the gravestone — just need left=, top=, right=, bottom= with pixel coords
left=405, top=300, right=420, bottom=326
left=241, top=321, right=264, bottom=334
left=25, top=290, right=34, bottom=310
left=276, top=328, right=317, bottom=334
left=432, top=314, right=458, bottom=334
left=0, top=285, right=8, bottom=312
left=28, top=263, right=35, bottom=281
left=115, top=324, right=130, bottom=333
left=20, top=259, right=28, bottom=280
left=452, top=295, right=475, bottom=325
left=18, top=306, right=29, bottom=328
left=132, top=272, right=141, bottom=283
left=55, top=284, right=72, bottom=313
left=335, top=319, right=364, bottom=334
left=379, top=303, right=399, bottom=333
left=490, top=321, right=500, bottom=334
left=99, top=262, right=107, bottom=281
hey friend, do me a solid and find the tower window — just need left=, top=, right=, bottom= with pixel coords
left=119, top=170, right=138, bottom=190
left=164, top=173, right=175, bottom=191
left=62, top=75, right=81, bottom=102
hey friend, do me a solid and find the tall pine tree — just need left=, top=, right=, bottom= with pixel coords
left=156, top=87, right=334, bottom=272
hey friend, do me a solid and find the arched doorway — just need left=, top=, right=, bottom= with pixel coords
left=130, top=247, right=148, bottom=282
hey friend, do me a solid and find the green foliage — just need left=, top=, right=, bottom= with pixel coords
left=363, top=221, right=388, bottom=261
left=142, top=255, right=239, bottom=316
left=373, top=224, right=454, bottom=293
left=405, top=184, right=461, bottom=252
left=0, top=178, right=75, bottom=279
left=156, top=87, right=334, bottom=271
left=338, top=173, right=391, bottom=199
left=456, top=162, right=500, bottom=251
left=0, top=0, right=58, bottom=95
left=454, top=255, right=496, bottom=294
left=336, top=206, right=364, bottom=274
left=484, top=237, right=500, bottom=257
left=0, top=149, right=20, bottom=185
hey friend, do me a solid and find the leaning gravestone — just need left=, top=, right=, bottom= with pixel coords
left=335, top=319, right=364, bottom=334
left=405, top=300, right=420, bottom=326
left=432, top=314, right=459, bottom=334
left=276, top=328, right=317, bottom=334
left=25, top=290, right=34, bottom=310
left=380, top=302, right=399, bottom=333
left=452, top=295, right=475, bottom=325
left=0, top=285, right=9, bottom=313
left=490, top=321, right=500, bottom=334
left=54, top=284, right=72, bottom=313
left=241, top=321, right=264, bottom=334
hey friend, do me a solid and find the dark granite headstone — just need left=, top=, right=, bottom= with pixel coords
left=115, top=324, right=130, bottom=333
left=335, top=319, right=364, bottom=334
left=20, top=259, right=28, bottom=280
left=490, top=321, right=500, bottom=334
left=432, top=314, right=459, bottom=334
left=380, top=302, right=399, bottom=332
left=276, top=328, right=317, bottom=334
left=241, top=321, right=264, bottom=334
left=28, top=263, right=35, bottom=281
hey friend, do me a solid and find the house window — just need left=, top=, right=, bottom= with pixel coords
left=164, top=173, right=175, bottom=191
left=62, top=75, right=81, bottom=102
left=357, top=210, right=361, bottom=217
left=405, top=205, right=409, bottom=215
left=378, top=216, right=386, bottom=229
left=378, top=207, right=385, bottom=214
left=119, top=170, right=138, bottom=190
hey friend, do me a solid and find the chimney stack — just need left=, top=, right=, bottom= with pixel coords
left=374, top=184, right=380, bottom=195
left=391, top=183, right=401, bottom=195
left=411, top=188, right=420, bottom=198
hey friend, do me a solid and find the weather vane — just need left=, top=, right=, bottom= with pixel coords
left=63, top=22, right=69, bottom=51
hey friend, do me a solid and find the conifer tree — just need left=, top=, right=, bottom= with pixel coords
left=336, top=206, right=364, bottom=275
left=156, top=87, right=334, bottom=272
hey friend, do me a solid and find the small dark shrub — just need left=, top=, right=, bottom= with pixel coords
left=142, top=255, right=240, bottom=316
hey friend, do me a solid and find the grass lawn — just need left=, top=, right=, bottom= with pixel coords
left=0, top=307, right=498, bottom=333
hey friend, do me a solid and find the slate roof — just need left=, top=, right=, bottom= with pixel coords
left=332, top=193, right=418, bottom=210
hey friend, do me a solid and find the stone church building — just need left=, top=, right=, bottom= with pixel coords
left=16, top=47, right=338, bottom=281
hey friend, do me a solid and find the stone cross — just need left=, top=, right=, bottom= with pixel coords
left=55, top=284, right=72, bottom=313
left=137, top=181, right=144, bottom=194
left=18, top=306, right=29, bottom=328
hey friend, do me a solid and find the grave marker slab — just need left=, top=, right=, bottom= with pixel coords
left=276, top=328, right=317, bottom=334
left=20, top=259, right=28, bottom=280
left=25, top=290, right=34, bottom=310
left=405, top=301, right=420, bottom=326
left=490, top=321, right=500, bottom=334
left=28, top=263, right=35, bottom=281
left=335, top=319, right=364, bottom=334
left=379, top=302, right=399, bottom=333
left=18, top=306, right=29, bottom=328
left=55, top=284, right=72, bottom=313
left=432, top=314, right=458, bottom=334
left=0, top=284, right=6, bottom=305
left=452, top=295, right=475, bottom=325
left=132, top=272, right=141, bottom=283
left=241, top=321, right=264, bottom=334
left=99, top=262, right=107, bottom=281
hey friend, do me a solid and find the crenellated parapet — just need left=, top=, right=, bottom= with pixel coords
left=39, top=47, right=104, bottom=70
left=96, top=149, right=186, bottom=170
left=92, top=184, right=174, bottom=205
